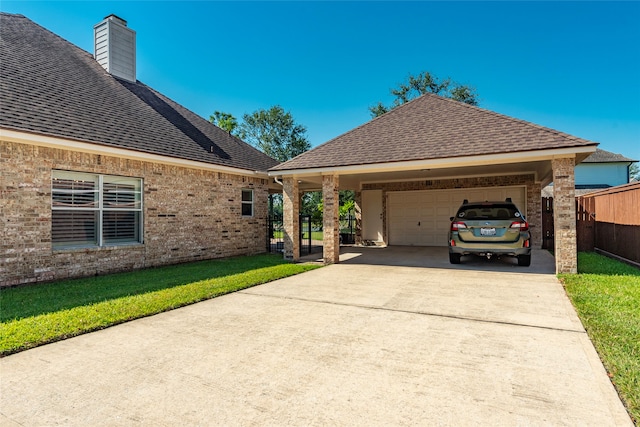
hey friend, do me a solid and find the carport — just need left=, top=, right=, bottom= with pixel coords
left=269, top=94, right=597, bottom=273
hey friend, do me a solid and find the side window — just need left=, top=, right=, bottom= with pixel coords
left=241, top=189, right=253, bottom=217
left=51, top=172, right=99, bottom=247
left=52, top=170, right=143, bottom=248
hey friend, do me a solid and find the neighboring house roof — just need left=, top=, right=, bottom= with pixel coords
left=541, top=148, right=636, bottom=197
left=581, top=148, right=636, bottom=163
left=0, top=13, right=279, bottom=172
left=271, top=92, right=598, bottom=172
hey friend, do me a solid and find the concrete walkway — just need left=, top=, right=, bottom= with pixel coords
left=0, top=247, right=632, bottom=426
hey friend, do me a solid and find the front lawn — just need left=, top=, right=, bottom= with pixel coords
left=0, top=254, right=319, bottom=356
left=560, top=252, right=640, bottom=423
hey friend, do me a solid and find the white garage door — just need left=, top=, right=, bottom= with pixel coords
left=388, top=186, right=526, bottom=247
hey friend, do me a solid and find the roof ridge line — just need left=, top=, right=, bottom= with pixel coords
left=427, top=93, right=594, bottom=144
left=275, top=92, right=447, bottom=167
left=275, top=92, right=596, bottom=170
left=6, top=13, right=95, bottom=58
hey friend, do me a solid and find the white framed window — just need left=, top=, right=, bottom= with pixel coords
left=51, top=170, right=143, bottom=248
left=241, top=189, right=254, bottom=217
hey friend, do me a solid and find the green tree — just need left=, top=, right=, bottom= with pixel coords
left=237, top=106, right=311, bottom=162
left=630, top=163, right=639, bottom=182
left=370, top=71, right=478, bottom=117
left=209, top=111, right=238, bottom=134
left=298, top=191, right=355, bottom=230
left=301, top=192, right=323, bottom=228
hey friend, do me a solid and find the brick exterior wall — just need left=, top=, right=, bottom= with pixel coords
left=1, top=140, right=269, bottom=287
left=322, top=174, right=340, bottom=264
left=361, top=174, right=542, bottom=248
left=552, top=157, right=577, bottom=274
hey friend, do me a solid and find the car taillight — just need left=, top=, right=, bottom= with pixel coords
left=524, top=240, right=530, bottom=248
left=451, top=221, right=467, bottom=231
left=510, top=221, right=529, bottom=231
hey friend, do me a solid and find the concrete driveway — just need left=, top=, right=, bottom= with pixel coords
left=0, top=247, right=632, bottom=426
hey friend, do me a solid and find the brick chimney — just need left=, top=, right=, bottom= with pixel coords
left=93, top=14, right=136, bottom=82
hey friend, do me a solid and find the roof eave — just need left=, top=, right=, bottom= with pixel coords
left=1, top=127, right=271, bottom=177
left=268, top=145, right=598, bottom=178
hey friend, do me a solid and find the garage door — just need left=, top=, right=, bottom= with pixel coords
left=388, top=186, right=526, bottom=246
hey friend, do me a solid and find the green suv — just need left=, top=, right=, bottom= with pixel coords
left=448, top=199, right=531, bottom=266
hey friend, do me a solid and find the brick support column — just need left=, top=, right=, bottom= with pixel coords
left=283, top=177, right=299, bottom=261
left=354, top=190, right=363, bottom=245
left=322, top=174, right=340, bottom=264
left=552, top=157, right=577, bottom=273
left=527, top=181, right=542, bottom=248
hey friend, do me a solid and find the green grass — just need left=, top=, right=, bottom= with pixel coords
left=272, top=231, right=353, bottom=240
left=301, top=231, right=324, bottom=241
left=0, top=254, right=320, bottom=356
left=560, top=252, right=640, bottom=424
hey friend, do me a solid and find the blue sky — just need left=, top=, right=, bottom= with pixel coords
left=3, top=1, right=640, bottom=161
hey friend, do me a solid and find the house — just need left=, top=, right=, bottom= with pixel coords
left=542, top=148, right=637, bottom=197
left=575, top=148, right=636, bottom=187
left=268, top=93, right=598, bottom=274
left=0, top=13, right=279, bottom=287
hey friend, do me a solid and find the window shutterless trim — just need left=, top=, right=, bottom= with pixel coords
left=51, top=170, right=143, bottom=248
left=241, top=188, right=254, bottom=217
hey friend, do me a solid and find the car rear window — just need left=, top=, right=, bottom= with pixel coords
left=456, top=204, right=522, bottom=220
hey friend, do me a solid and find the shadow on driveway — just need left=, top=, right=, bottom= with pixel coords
left=302, top=246, right=556, bottom=274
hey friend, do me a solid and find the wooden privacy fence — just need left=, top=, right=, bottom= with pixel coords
left=575, top=182, right=640, bottom=265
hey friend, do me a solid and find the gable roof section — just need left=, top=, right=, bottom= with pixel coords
left=582, top=148, right=636, bottom=163
left=0, top=13, right=279, bottom=172
left=271, top=92, right=598, bottom=172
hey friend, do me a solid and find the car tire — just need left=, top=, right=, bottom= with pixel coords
left=517, top=254, right=531, bottom=267
left=449, top=253, right=461, bottom=264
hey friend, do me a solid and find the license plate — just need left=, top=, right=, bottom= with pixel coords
left=480, top=227, right=496, bottom=236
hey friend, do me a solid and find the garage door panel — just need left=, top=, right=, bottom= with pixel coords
left=484, top=189, right=505, bottom=201
left=388, top=186, right=526, bottom=247
left=436, top=193, right=452, bottom=203
left=420, top=207, right=435, bottom=217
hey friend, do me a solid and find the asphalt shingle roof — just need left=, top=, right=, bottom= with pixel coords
left=0, top=13, right=279, bottom=172
left=271, top=91, right=598, bottom=172
left=582, top=148, right=636, bottom=163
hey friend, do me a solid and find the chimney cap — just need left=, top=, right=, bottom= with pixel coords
left=103, top=14, right=127, bottom=25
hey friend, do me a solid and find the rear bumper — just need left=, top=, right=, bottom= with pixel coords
left=449, top=236, right=531, bottom=257
left=449, top=246, right=531, bottom=257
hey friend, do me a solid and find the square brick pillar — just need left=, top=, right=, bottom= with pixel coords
left=526, top=181, right=542, bottom=248
left=283, top=177, right=300, bottom=261
left=552, top=157, right=577, bottom=273
left=354, top=190, right=363, bottom=245
left=322, top=174, right=340, bottom=264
